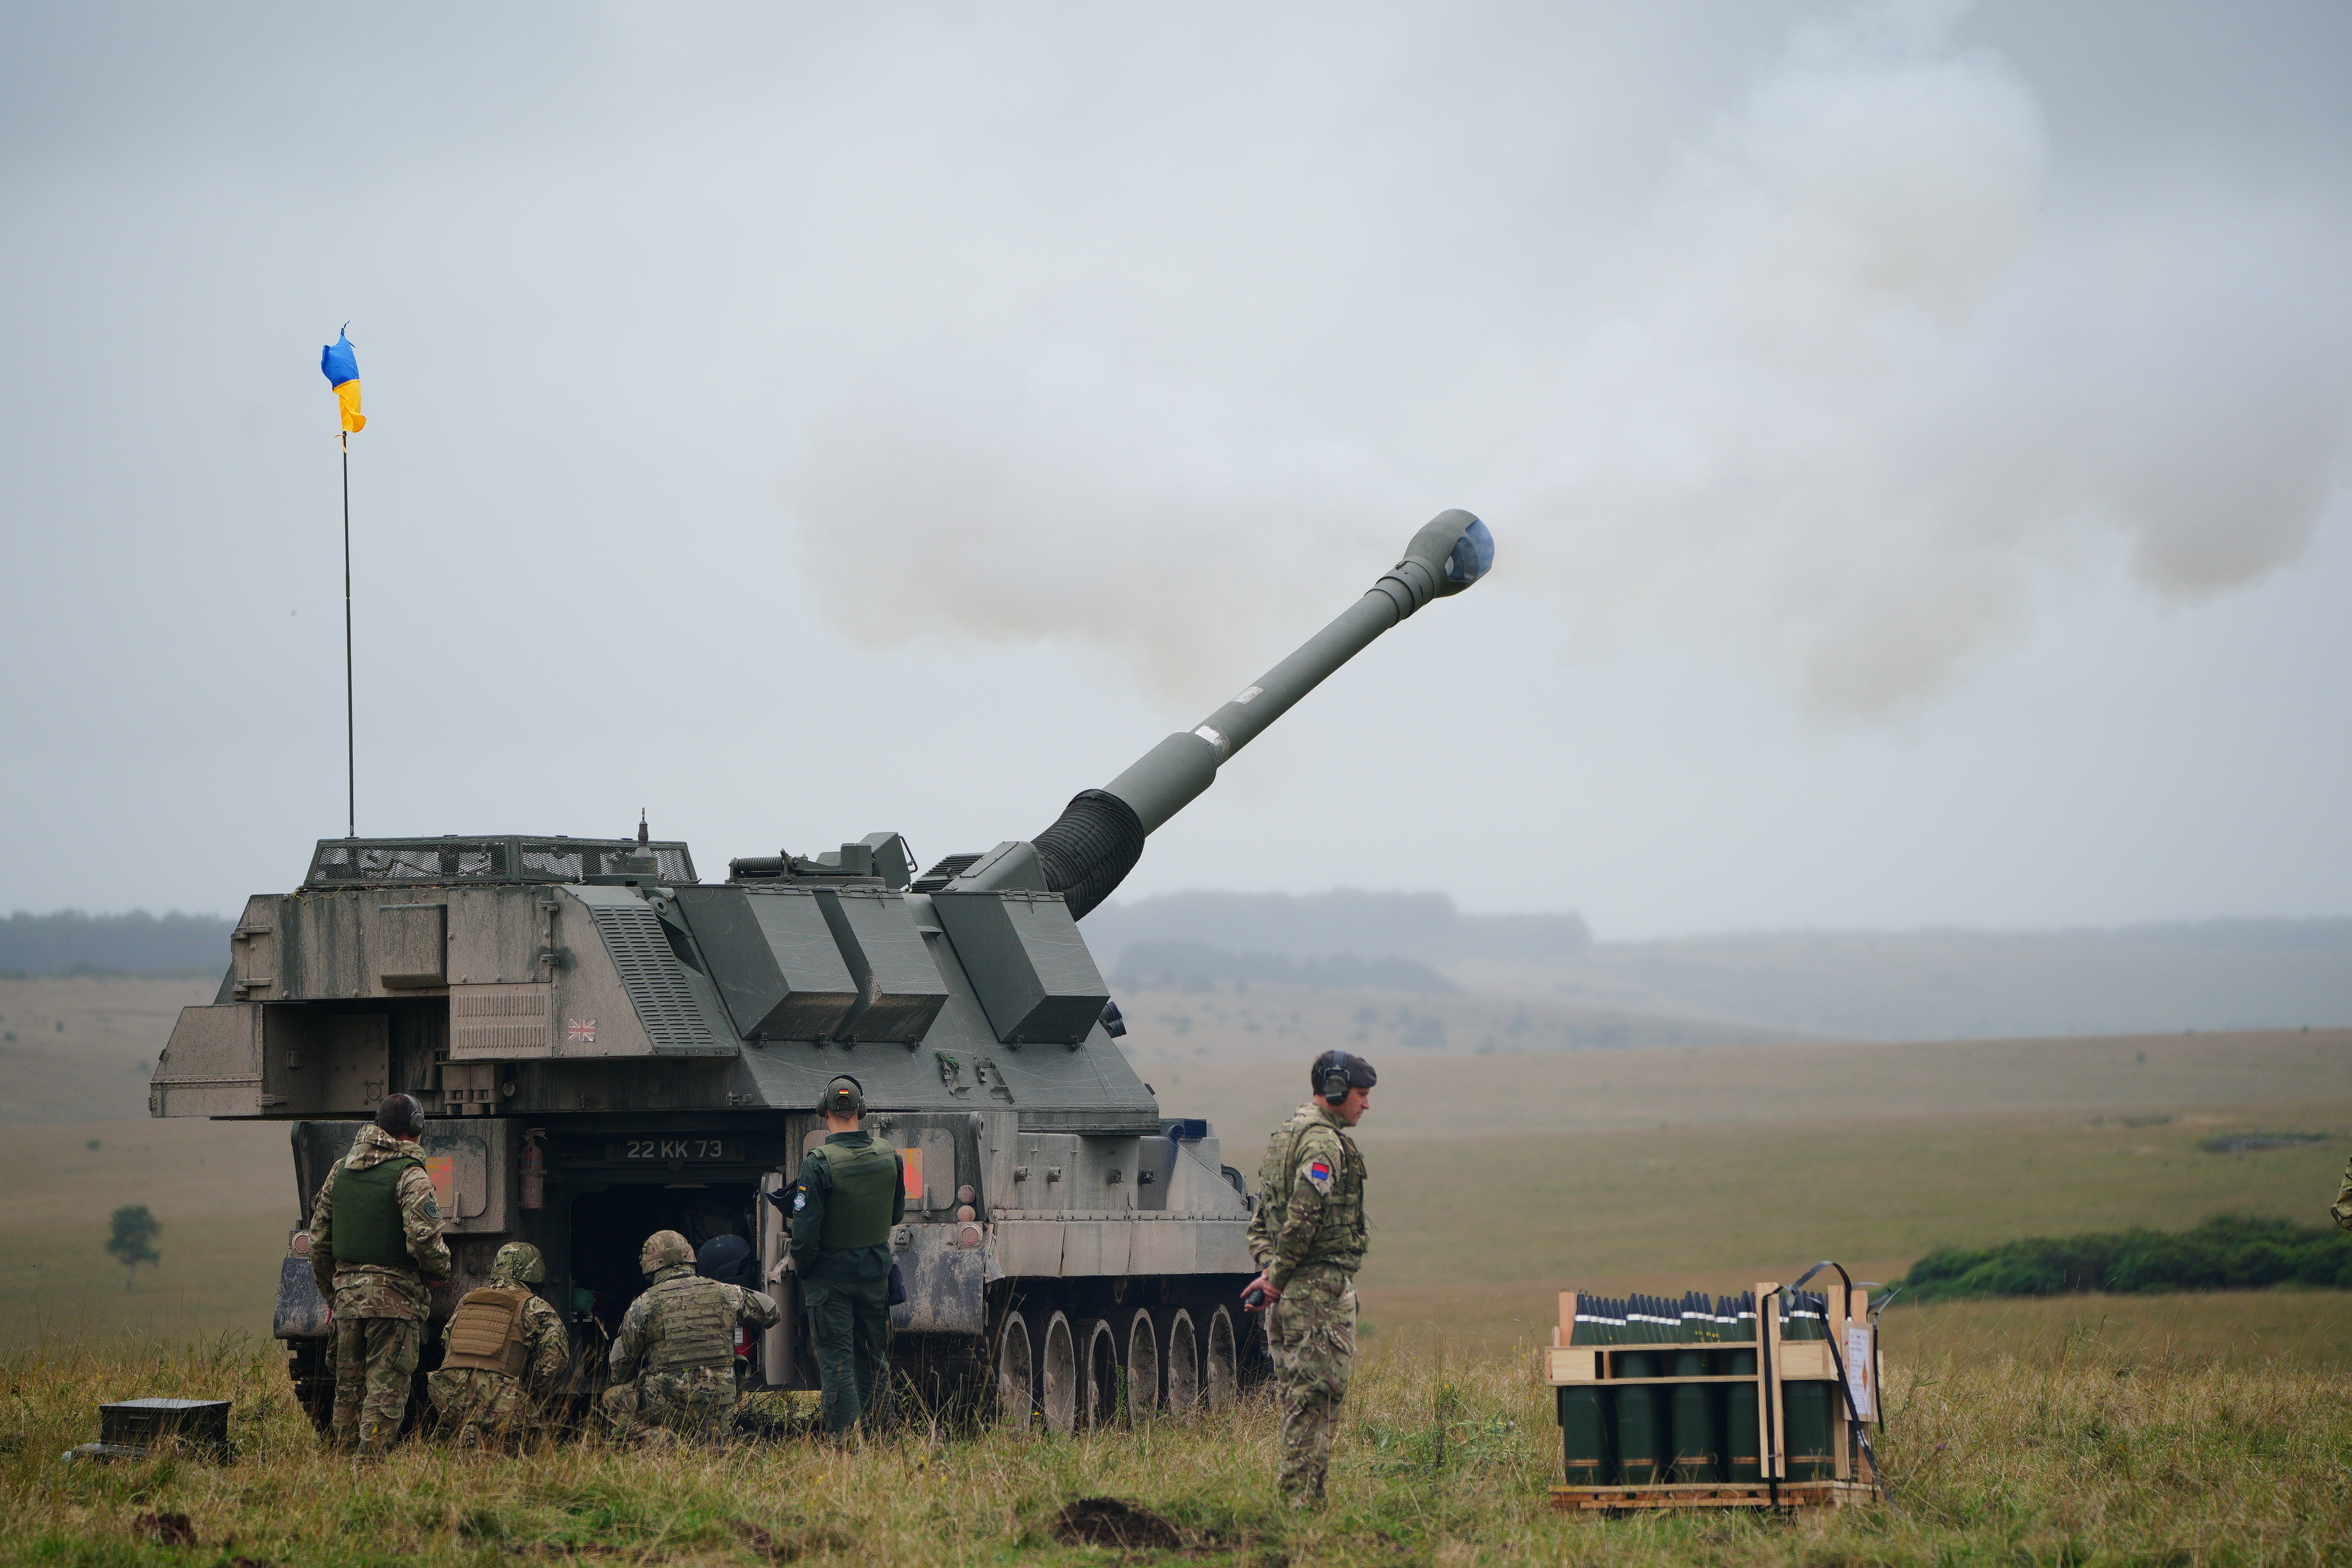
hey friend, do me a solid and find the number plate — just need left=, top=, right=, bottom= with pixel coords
left=606, top=1137, right=744, bottom=1163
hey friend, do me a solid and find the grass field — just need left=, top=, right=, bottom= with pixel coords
left=4, top=1024, right=2348, bottom=1349
left=1, top=991, right=2350, bottom=1559
left=2, top=1305, right=2347, bottom=1565
left=0, top=975, right=212, bottom=1127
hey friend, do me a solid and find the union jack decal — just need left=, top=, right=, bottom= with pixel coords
left=566, top=1017, right=597, bottom=1043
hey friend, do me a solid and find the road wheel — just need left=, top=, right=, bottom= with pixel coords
left=1079, top=1317, right=1122, bottom=1428
left=1123, top=1308, right=1160, bottom=1422
left=1205, top=1304, right=1239, bottom=1410
left=1162, top=1308, right=1200, bottom=1414
left=1040, top=1311, right=1079, bottom=1434
left=993, top=1310, right=1036, bottom=1431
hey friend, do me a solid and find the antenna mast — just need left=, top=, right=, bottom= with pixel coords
left=341, top=430, right=355, bottom=839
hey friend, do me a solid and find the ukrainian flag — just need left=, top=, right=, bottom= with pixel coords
left=320, top=326, right=366, bottom=433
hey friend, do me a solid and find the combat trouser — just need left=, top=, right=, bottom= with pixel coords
left=331, top=1315, right=423, bottom=1454
left=427, top=1367, right=535, bottom=1448
left=600, top=1367, right=737, bottom=1442
left=1267, top=1262, right=1357, bottom=1505
left=800, top=1276, right=891, bottom=1435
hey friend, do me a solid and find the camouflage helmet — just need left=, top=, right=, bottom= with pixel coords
left=490, top=1241, right=545, bottom=1286
left=639, top=1229, right=694, bottom=1275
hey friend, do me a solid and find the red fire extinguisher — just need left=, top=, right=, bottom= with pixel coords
left=520, top=1131, right=545, bottom=1210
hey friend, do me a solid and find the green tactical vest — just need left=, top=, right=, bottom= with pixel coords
left=330, top=1154, right=423, bottom=1270
left=1254, top=1109, right=1367, bottom=1271
left=813, top=1139, right=900, bottom=1250
left=640, top=1273, right=737, bottom=1373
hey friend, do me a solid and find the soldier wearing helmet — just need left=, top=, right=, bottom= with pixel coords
left=601, top=1228, right=779, bottom=1441
left=305, top=1093, right=451, bottom=1455
left=426, top=1242, right=570, bottom=1448
left=1243, top=1050, right=1376, bottom=1508
left=779, top=1074, right=906, bottom=1437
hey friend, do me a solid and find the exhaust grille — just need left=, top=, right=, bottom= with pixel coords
left=588, top=904, right=717, bottom=1053
left=450, top=983, right=554, bottom=1058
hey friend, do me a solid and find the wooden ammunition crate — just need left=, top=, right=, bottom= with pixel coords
left=1543, top=1280, right=1879, bottom=1516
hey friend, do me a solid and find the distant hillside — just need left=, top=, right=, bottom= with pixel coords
left=0, top=911, right=232, bottom=976
left=1086, top=890, right=1592, bottom=967
left=1116, top=940, right=1460, bottom=995
left=1091, top=892, right=2352, bottom=1039
left=1539, top=919, right=2352, bottom=1040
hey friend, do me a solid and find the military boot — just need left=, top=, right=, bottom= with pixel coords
left=357, top=1419, right=396, bottom=1459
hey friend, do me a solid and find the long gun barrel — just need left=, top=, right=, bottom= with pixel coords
left=948, top=509, right=1493, bottom=916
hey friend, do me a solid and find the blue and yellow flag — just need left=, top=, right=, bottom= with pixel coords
left=319, top=326, right=365, bottom=433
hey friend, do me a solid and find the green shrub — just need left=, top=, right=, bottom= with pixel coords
left=1899, top=1214, right=2352, bottom=1301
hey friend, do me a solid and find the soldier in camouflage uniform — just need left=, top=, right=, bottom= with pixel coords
left=782, top=1074, right=906, bottom=1437
left=426, top=1241, right=570, bottom=1448
left=600, top=1229, right=779, bottom=1442
left=307, top=1093, right=451, bottom=1455
left=2332, top=1151, right=2352, bottom=1230
left=1244, top=1050, right=1375, bottom=1508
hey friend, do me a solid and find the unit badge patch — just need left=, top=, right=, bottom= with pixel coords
left=1305, top=1157, right=1335, bottom=1194
left=791, top=1191, right=807, bottom=1212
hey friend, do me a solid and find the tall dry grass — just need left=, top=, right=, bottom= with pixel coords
left=2, top=1315, right=2347, bottom=1565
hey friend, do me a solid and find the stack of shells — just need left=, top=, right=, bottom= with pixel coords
left=1558, top=1289, right=1840, bottom=1486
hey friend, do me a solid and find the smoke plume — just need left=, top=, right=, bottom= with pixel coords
left=788, top=1, right=2350, bottom=719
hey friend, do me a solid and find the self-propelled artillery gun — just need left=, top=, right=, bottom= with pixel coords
left=150, top=509, right=1494, bottom=1430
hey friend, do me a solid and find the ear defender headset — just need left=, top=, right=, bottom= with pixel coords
left=1316, top=1052, right=1353, bottom=1106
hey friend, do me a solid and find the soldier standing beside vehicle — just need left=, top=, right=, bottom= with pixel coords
left=2331, top=1148, right=2352, bottom=1230
left=426, top=1241, right=570, bottom=1448
left=601, top=1229, right=779, bottom=1442
left=1243, top=1050, right=1375, bottom=1508
left=307, top=1093, right=451, bottom=1455
left=782, top=1074, right=905, bottom=1437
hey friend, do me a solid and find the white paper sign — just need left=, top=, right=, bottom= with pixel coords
left=1845, top=1325, right=1875, bottom=1419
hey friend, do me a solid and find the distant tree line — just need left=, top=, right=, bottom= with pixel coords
left=1115, top=940, right=1461, bottom=995
left=0, top=910, right=232, bottom=975
left=1898, top=1215, right=2352, bottom=1299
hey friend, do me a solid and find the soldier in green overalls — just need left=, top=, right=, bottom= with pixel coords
left=784, top=1074, right=905, bottom=1436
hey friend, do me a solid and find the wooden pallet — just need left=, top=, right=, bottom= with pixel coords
left=1550, top=1479, right=1874, bottom=1515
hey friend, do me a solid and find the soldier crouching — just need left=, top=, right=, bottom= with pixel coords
left=427, top=1241, right=570, bottom=1448
left=600, top=1229, right=779, bottom=1442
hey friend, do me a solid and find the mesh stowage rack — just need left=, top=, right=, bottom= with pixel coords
left=305, top=837, right=698, bottom=887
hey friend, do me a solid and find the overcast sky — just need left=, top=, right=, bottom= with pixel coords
left=3, top=1, right=2347, bottom=939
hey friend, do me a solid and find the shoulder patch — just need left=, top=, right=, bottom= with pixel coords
left=1303, top=1156, right=1335, bottom=1194
left=791, top=1190, right=807, bottom=1212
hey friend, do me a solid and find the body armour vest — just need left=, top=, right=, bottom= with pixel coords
left=442, top=1286, right=532, bottom=1377
left=641, top=1274, right=737, bottom=1374
left=1255, top=1111, right=1368, bottom=1271
left=813, top=1140, right=899, bottom=1250
left=330, top=1155, right=421, bottom=1270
